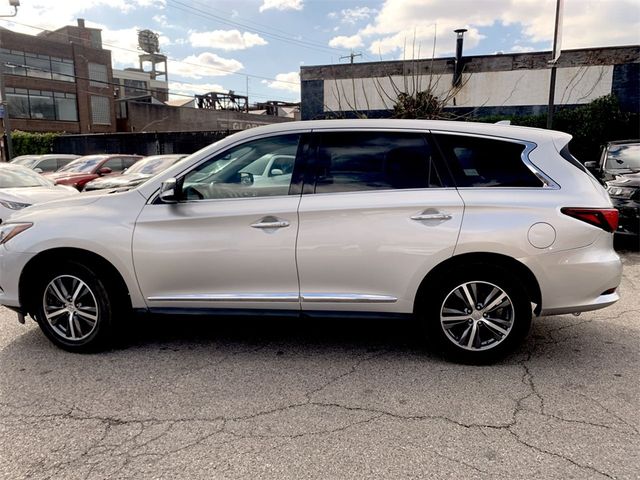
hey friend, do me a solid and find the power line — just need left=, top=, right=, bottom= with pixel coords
left=1, top=62, right=297, bottom=103
left=166, top=0, right=344, bottom=55
left=0, top=18, right=301, bottom=87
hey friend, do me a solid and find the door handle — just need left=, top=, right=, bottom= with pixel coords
left=250, top=216, right=290, bottom=229
left=411, top=213, right=452, bottom=221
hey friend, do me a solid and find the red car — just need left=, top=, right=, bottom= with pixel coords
left=45, top=154, right=143, bottom=191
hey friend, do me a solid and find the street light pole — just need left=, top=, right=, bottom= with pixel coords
left=546, top=0, right=563, bottom=129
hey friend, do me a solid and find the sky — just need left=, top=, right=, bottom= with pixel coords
left=1, top=0, right=638, bottom=104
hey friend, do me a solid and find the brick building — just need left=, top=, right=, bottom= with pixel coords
left=0, top=19, right=116, bottom=136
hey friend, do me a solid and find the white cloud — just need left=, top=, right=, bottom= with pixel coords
left=340, top=7, right=375, bottom=24
left=262, top=71, right=300, bottom=95
left=259, top=0, right=303, bottom=13
left=168, top=81, right=226, bottom=100
left=189, top=30, right=268, bottom=51
left=0, top=0, right=165, bottom=34
left=510, top=44, right=535, bottom=53
left=329, top=34, right=364, bottom=49
left=168, top=52, right=244, bottom=79
left=349, top=0, right=640, bottom=58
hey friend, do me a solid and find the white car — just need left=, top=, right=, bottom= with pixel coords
left=0, top=120, right=622, bottom=362
left=0, top=163, right=78, bottom=223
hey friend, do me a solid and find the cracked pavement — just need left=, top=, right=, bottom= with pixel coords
left=1, top=250, right=638, bottom=479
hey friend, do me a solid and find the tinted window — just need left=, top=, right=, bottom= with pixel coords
left=313, top=132, right=442, bottom=194
left=0, top=166, right=53, bottom=188
left=103, top=158, right=124, bottom=172
left=36, top=158, right=58, bottom=172
left=182, top=134, right=300, bottom=200
left=434, top=134, right=542, bottom=188
left=123, top=157, right=139, bottom=169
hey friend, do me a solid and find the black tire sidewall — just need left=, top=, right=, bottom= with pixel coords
left=35, top=262, right=113, bottom=352
left=422, top=264, right=532, bottom=363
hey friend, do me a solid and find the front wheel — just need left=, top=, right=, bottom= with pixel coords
left=35, top=262, right=116, bottom=352
left=421, top=265, right=532, bottom=363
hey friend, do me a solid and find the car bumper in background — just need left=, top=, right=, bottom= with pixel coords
left=611, top=198, right=639, bottom=237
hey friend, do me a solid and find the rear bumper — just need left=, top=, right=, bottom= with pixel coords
left=523, top=234, right=622, bottom=317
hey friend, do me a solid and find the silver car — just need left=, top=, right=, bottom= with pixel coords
left=0, top=120, right=622, bottom=362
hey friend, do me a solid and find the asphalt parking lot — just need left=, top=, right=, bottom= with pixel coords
left=0, top=249, right=638, bottom=479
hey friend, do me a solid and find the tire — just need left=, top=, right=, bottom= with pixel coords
left=34, top=261, right=117, bottom=352
left=420, top=264, right=532, bottom=364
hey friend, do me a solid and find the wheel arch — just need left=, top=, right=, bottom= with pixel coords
left=414, top=252, right=542, bottom=315
left=19, top=247, right=131, bottom=317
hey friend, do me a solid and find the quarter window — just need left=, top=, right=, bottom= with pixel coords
left=312, top=132, right=442, bottom=194
left=434, top=134, right=543, bottom=188
left=182, top=134, right=300, bottom=201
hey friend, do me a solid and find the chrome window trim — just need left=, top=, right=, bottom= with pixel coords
left=430, top=130, right=561, bottom=190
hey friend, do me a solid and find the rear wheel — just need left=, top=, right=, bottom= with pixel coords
left=421, top=265, right=532, bottom=363
left=35, top=262, right=116, bottom=352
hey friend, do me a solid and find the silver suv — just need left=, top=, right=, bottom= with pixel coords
left=0, top=120, right=622, bottom=362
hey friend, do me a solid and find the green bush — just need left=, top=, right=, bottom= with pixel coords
left=471, top=95, right=639, bottom=163
left=10, top=131, right=61, bottom=157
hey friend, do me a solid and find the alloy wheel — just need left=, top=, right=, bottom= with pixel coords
left=43, top=275, right=99, bottom=342
left=440, top=281, right=515, bottom=351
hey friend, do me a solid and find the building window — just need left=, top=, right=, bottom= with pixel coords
left=123, top=78, right=148, bottom=98
left=54, top=92, right=79, bottom=121
left=0, top=48, right=74, bottom=82
left=91, top=95, right=111, bottom=124
left=5, top=87, right=78, bottom=122
left=88, top=63, right=108, bottom=87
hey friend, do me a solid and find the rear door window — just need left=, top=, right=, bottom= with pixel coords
left=36, top=158, right=58, bottom=172
left=433, top=134, right=543, bottom=187
left=103, top=158, right=124, bottom=172
left=311, top=131, right=444, bottom=194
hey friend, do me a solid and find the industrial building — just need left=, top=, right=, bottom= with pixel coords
left=300, top=44, right=639, bottom=120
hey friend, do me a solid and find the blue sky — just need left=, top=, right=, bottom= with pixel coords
left=1, top=0, right=638, bottom=103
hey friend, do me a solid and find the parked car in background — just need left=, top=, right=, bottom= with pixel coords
left=10, top=154, right=80, bottom=173
left=83, top=154, right=187, bottom=191
left=0, top=120, right=622, bottom=363
left=585, top=140, right=640, bottom=239
left=45, top=154, right=143, bottom=191
left=0, top=163, right=78, bottom=223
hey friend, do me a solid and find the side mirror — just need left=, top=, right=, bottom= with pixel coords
left=270, top=168, right=284, bottom=177
left=33, top=168, right=43, bottom=174
left=98, top=167, right=112, bottom=175
left=159, top=177, right=179, bottom=203
left=239, top=172, right=254, bottom=186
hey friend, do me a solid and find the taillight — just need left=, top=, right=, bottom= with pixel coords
left=561, top=207, right=619, bottom=232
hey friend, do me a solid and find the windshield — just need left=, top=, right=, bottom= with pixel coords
left=606, top=144, right=640, bottom=171
left=0, top=166, right=53, bottom=188
left=58, top=155, right=108, bottom=173
left=10, top=156, right=40, bottom=168
left=126, top=155, right=184, bottom=175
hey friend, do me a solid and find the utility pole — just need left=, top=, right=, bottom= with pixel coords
left=339, top=51, right=362, bottom=64
left=546, top=0, right=564, bottom=129
left=0, top=0, right=20, bottom=161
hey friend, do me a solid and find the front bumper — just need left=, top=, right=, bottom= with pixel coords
left=0, top=247, right=36, bottom=310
